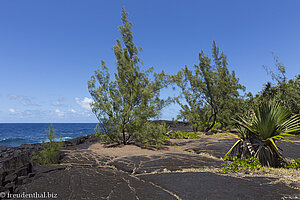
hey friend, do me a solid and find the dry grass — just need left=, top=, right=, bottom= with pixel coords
left=142, top=167, right=220, bottom=175
left=176, top=167, right=219, bottom=173
left=197, top=131, right=236, bottom=139
left=184, top=149, right=223, bottom=160
left=255, top=167, right=300, bottom=189
left=221, top=167, right=300, bottom=189
left=197, top=152, right=223, bottom=160
left=255, top=167, right=300, bottom=182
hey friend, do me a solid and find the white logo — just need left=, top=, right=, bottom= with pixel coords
left=0, top=192, right=6, bottom=198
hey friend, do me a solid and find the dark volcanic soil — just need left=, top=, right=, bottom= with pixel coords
left=16, top=134, right=300, bottom=200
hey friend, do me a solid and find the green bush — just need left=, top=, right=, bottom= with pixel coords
left=33, top=124, right=62, bottom=165
left=136, top=122, right=170, bottom=148
left=284, top=158, right=300, bottom=169
left=164, top=131, right=200, bottom=139
left=97, top=133, right=113, bottom=143
left=95, top=123, right=117, bottom=143
left=191, top=122, right=221, bottom=132
left=221, top=156, right=262, bottom=173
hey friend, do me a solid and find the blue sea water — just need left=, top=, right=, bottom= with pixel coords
left=0, top=123, right=97, bottom=147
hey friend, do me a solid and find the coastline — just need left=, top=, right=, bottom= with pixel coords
left=0, top=127, right=299, bottom=199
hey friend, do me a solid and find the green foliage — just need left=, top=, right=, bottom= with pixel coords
left=95, top=123, right=117, bottom=143
left=221, top=156, right=262, bottom=173
left=190, top=122, right=221, bottom=132
left=235, top=101, right=299, bottom=143
left=252, top=54, right=300, bottom=115
left=164, top=131, right=200, bottom=139
left=136, top=122, right=170, bottom=148
left=137, top=127, right=200, bottom=148
left=88, top=8, right=169, bottom=145
left=172, top=41, right=245, bottom=132
left=97, top=134, right=113, bottom=143
left=226, top=101, right=300, bottom=167
left=33, top=124, right=62, bottom=165
left=283, top=158, right=300, bottom=169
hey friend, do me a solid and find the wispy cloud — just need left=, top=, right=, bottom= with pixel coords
left=8, top=94, right=40, bottom=106
left=51, top=97, right=67, bottom=107
left=5, top=107, right=95, bottom=122
left=21, top=109, right=49, bottom=117
left=55, top=109, right=65, bottom=117
left=70, top=109, right=77, bottom=113
left=52, top=101, right=64, bottom=106
left=9, top=108, right=17, bottom=114
left=75, top=97, right=93, bottom=110
left=24, top=110, right=32, bottom=115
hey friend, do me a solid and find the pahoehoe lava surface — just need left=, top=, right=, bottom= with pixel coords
left=138, top=172, right=298, bottom=200
left=18, top=136, right=300, bottom=200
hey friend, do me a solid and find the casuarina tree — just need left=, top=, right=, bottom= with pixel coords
left=172, top=41, right=245, bottom=131
left=88, top=8, right=169, bottom=145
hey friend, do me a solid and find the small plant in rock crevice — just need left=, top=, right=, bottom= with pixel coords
left=33, top=124, right=62, bottom=165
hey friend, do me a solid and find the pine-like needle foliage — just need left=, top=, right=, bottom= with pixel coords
left=172, top=41, right=245, bottom=131
left=88, top=8, right=169, bottom=145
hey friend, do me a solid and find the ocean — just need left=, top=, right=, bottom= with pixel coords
left=0, top=123, right=98, bottom=147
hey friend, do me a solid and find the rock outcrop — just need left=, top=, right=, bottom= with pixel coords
left=0, top=134, right=99, bottom=196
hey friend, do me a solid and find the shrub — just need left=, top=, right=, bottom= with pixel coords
left=136, top=122, right=171, bottom=148
left=283, top=158, right=300, bottom=169
left=191, top=122, right=221, bottom=132
left=33, top=124, right=62, bottom=165
left=164, top=131, right=200, bottom=139
left=221, top=156, right=262, bottom=173
left=97, top=134, right=113, bottom=143
left=95, top=123, right=117, bottom=143
left=225, top=101, right=300, bottom=167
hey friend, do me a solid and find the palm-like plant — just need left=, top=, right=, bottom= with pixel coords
left=226, top=102, right=300, bottom=167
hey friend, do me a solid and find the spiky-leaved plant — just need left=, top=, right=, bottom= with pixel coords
left=226, top=102, right=300, bottom=167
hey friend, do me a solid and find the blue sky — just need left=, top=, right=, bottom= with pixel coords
left=0, top=0, right=299, bottom=123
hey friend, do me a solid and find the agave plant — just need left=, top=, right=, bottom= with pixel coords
left=225, top=102, right=300, bottom=167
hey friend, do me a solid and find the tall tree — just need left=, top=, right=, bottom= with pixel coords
left=172, top=41, right=245, bottom=131
left=259, top=54, right=300, bottom=114
left=88, top=8, right=168, bottom=145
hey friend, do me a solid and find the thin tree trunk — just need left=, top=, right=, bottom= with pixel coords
left=205, top=107, right=217, bottom=132
left=122, top=131, right=126, bottom=145
left=205, top=114, right=216, bottom=132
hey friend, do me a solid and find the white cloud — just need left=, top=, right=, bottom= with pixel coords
left=9, top=108, right=16, bottom=114
left=24, top=110, right=32, bottom=115
left=8, top=94, right=39, bottom=106
left=51, top=97, right=67, bottom=107
left=5, top=107, right=97, bottom=122
left=70, top=109, right=77, bottom=113
left=55, top=109, right=65, bottom=117
left=52, top=101, right=62, bottom=106
left=75, top=97, right=93, bottom=110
